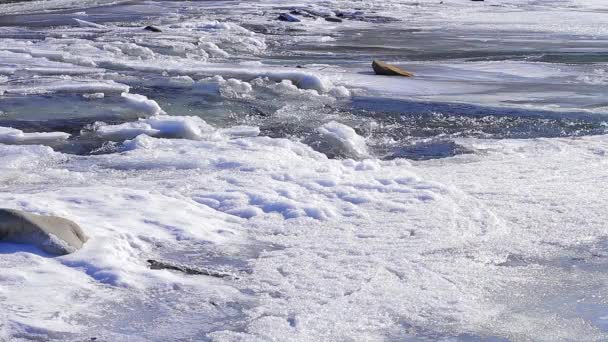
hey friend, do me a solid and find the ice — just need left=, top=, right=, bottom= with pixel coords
left=0, top=0, right=129, bottom=15
left=193, top=76, right=253, bottom=99
left=0, top=126, right=69, bottom=145
left=94, top=115, right=214, bottom=141
left=119, top=92, right=164, bottom=116
left=307, top=121, right=368, bottom=159
left=200, top=42, right=230, bottom=58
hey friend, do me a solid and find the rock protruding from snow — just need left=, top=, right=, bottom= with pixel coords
left=144, top=25, right=162, bottom=32
left=372, top=60, right=414, bottom=77
left=0, top=208, right=88, bottom=255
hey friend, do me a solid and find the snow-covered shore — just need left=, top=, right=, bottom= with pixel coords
left=1, top=0, right=608, bottom=341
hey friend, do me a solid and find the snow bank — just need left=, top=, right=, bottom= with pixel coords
left=1, top=122, right=608, bottom=340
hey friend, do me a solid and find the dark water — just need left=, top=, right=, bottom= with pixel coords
left=2, top=90, right=607, bottom=159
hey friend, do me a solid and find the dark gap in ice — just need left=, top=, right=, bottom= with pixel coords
left=0, top=116, right=130, bottom=155
left=2, top=87, right=607, bottom=161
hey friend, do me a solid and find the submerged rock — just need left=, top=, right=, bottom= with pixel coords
left=0, top=209, right=87, bottom=255
left=325, top=17, right=343, bottom=23
left=144, top=25, right=162, bottom=32
left=278, top=13, right=301, bottom=22
left=372, top=60, right=414, bottom=77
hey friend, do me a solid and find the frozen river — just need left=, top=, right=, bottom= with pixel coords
left=1, top=0, right=608, bottom=341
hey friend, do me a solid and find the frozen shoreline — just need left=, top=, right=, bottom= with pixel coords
left=1, top=0, right=608, bottom=341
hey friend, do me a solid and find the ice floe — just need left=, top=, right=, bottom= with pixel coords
left=0, top=126, right=70, bottom=145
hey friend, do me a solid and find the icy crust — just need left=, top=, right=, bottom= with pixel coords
left=1, top=126, right=608, bottom=340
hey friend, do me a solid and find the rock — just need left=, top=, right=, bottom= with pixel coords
left=0, top=208, right=87, bottom=255
left=147, top=259, right=235, bottom=279
left=372, top=60, right=414, bottom=77
left=278, top=13, right=301, bottom=22
left=325, top=17, right=343, bottom=23
left=144, top=25, right=162, bottom=32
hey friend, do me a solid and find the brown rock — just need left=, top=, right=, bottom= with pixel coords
left=372, top=60, right=414, bottom=77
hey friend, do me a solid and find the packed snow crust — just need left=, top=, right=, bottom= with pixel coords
left=1, top=121, right=608, bottom=341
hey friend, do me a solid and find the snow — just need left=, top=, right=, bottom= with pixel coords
left=1, top=125, right=607, bottom=340
left=120, top=92, right=164, bottom=116
left=310, top=121, right=368, bottom=159
left=94, top=115, right=214, bottom=141
left=193, top=76, right=254, bottom=98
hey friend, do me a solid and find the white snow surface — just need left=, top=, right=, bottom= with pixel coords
left=1, top=119, right=608, bottom=341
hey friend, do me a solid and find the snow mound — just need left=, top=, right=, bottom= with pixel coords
left=120, top=92, right=164, bottom=116
left=306, top=121, right=369, bottom=159
left=94, top=115, right=214, bottom=141
left=193, top=75, right=253, bottom=98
